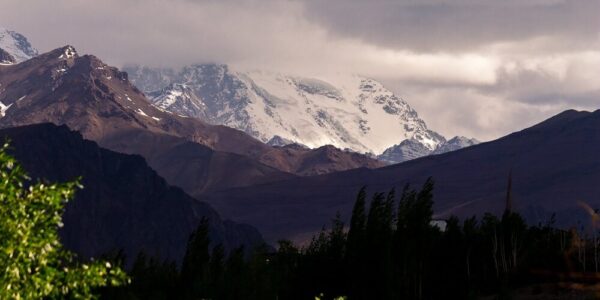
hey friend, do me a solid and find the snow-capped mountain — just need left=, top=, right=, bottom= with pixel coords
left=377, top=139, right=433, bottom=164
left=125, top=64, right=449, bottom=157
left=432, top=136, right=479, bottom=155
left=267, top=135, right=298, bottom=147
left=0, top=28, right=38, bottom=64
left=378, top=136, right=480, bottom=164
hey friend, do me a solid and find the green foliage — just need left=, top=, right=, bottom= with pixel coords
left=0, top=143, right=128, bottom=299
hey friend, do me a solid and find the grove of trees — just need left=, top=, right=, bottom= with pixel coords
left=104, top=178, right=597, bottom=299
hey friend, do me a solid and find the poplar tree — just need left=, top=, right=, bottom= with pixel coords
left=0, top=143, right=128, bottom=299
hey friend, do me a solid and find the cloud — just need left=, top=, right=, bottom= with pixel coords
left=0, top=0, right=598, bottom=141
left=383, top=80, right=573, bottom=140
left=0, top=0, right=310, bottom=67
left=301, top=0, right=600, bottom=53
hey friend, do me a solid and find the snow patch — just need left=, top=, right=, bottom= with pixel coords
left=135, top=109, right=148, bottom=117
left=0, top=101, right=12, bottom=117
left=58, top=46, right=76, bottom=59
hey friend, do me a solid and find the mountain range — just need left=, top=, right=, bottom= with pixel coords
left=2, top=28, right=599, bottom=255
left=0, top=31, right=388, bottom=261
left=125, top=64, right=478, bottom=163
left=0, top=29, right=477, bottom=165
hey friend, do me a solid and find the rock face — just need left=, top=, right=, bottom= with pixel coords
left=0, top=47, right=16, bottom=64
left=0, top=27, right=38, bottom=63
left=0, top=123, right=265, bottom=263
left=125, top=64, right=447, bottom=157
left=199, top=109, right=600, bottom=243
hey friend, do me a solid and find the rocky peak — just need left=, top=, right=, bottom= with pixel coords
left=432, top=136, right=480, bottom=154
left=378, top=138, right=433, bottom=164
left=267, top=135, right=295, bottom=147
left=58, top=45, right=77, bottom=60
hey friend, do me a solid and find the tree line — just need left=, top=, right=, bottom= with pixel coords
left=3, top=143, right=597, bottom=299
left=102, top=178, right=600, bottom=299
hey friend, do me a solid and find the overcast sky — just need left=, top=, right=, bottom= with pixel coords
left=1, top=0, right=599, bottom=140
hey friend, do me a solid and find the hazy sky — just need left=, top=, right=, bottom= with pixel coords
left=1, top=0, right=599, bottom=140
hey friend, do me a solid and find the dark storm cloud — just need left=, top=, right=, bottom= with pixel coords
left=301, top=0, right=600, bottom=52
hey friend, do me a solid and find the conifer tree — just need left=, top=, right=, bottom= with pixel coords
left=180, top=217, right=211, bottom=299
left=345, top=187, right=368, bottom=299
left=223, top=247, right=247, bottom=300
left=365, top=191, right=395, bottom=299
left=394, top=183, right=416, bottom=297
left=207, top=244, right=225, bottom=299
left=274, top=240, right=299, bottom=299
left=347, top=186, right=367, bottom=253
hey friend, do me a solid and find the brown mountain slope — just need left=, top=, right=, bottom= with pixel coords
left=0, top=46, right=295, bottom=192
left=0, top=46, right=383, bottom=188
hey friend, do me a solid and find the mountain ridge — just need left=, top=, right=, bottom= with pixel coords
left=198, top=108, right=600, bottom=243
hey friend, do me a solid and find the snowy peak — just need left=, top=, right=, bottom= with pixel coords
left=432, top=136, right=479, bottom=154
left=58, top=45, right=77, bottom=60
left=378, top=135, right=480, bottom=164
left=126, top=64, right=447, bottom=156
left=267, top=135, right=296, bottom=147
left=0, top=28, right=38, bottom=63
left=377, top=138, right=433, bottom=164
